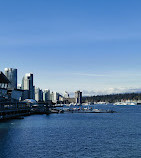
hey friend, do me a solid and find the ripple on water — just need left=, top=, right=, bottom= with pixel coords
left=0, top=105, right=141, bottom=158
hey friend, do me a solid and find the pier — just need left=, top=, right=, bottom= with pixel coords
left=0, top=101, right=30, bottom=120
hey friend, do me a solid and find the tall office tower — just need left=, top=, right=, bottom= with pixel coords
left=64, top=91, right=70, bottom=98
left=75, top=91, right=82, bottom=104
left=4, top=68, right=17, bottom=89
left=43, top=89, right=51, bottom=102
left=35, top=87, right=43, bottom=102
left=51, top=92, right=59, bottom=103
left=22, top=73, right=34, bottom=99
left=50, top=92, right=54, bottom=102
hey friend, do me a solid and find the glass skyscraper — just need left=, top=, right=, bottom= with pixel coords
left=22, top=73, right=34, bottom=99
left=4, top=68, right=17, bottom=89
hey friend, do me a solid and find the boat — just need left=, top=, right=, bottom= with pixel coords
left=92, top=109, right=115, bottom=113
left=50, top=109, right=64, bottom=114
left=68, top=108, right=116, bottom=113
left=114, top=101, right=137, bottom=105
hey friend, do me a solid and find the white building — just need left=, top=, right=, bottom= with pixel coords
left=51, top=92, right=63, bottom=103
left=64, top=91, right=70, bottom=98
left=51, top=92, right=58, bottom=103
left=43, top=89, right=51, bottom=102
left=22, top=73, right=34, bottom=99
left=35, top=87, right=43, bottom=102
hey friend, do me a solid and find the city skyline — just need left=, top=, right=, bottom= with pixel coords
left=1, top=0, right=141, bottom=95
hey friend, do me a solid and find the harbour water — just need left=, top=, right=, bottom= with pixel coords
left=0, top=104, right=141, bottom=158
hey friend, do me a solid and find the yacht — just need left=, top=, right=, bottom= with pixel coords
left=114, top=102, right=137, bottom=105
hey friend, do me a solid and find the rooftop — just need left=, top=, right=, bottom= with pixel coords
left=0, top=71, right=10, bottom=83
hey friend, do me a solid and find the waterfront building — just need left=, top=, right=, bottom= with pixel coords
left=0, top=71, right=23, bottom=101
left=52, top=92, right=58, bottom=103
left=75, top=91, right=82, bottom=104
left=35, top=87, right=43, bottom=102
left=11, top=89, right=23, bottom=101
left=43, top=89, right=51, bottom=102
left=4, top=68, right=17, bottom=89
left=0, top=71, right=10, bottom=102
left=22, top=73, right=34, bottom=99
left=59, top=95, right=64, bottom=101
left=0, top=71, right=10, bottom=89
left=51, top=92, right=61, bottom=103
left=50, top=92, right=54, bottom=102
left=64, top=91, right=70, bottom=98
left=21, top=90, right=29, bottom=101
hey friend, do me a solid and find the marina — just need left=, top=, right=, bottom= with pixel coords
left=114, top=101, right=137, bottom=106
left=62, top=107, right=116, bottom=113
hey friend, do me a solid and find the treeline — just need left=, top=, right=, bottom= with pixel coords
left=83, top=93, right=141, bottom=103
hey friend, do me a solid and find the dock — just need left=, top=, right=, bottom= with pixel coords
left=0, top=102, right=30, bottom=120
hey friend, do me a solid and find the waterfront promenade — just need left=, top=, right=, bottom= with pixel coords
left=0, top=102, right=30, bottom=120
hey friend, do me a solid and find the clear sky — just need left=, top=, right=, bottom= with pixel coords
left=1, top=0, right=141, bottom=96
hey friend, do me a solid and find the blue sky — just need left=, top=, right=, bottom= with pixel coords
left=1, top=0, right=141, bottom=95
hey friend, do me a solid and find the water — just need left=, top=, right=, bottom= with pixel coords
left=0, top=105, right=141, bottom=158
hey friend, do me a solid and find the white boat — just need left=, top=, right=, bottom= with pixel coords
left=114, top=102, right=137, bottom=105
left=96, top=102, right=107, bottom=105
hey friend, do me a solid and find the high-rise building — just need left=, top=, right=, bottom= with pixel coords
left=52, top=92, right=57, bottom=103
left=43, top=89, right=51, bottom=102
left=4, top=68, right=17, bottom=89
left=64, top=91, right=70, bottom=98
left=51, top=92, right=60, bottom=103
left=75, top=91, right=82, bottom=104
left=35, top=87, right=43, bottom=102
left=22, top=73, right=34, bottom=99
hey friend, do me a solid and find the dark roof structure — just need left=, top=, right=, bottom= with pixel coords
left=0, top=71, right=10, bottom=83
